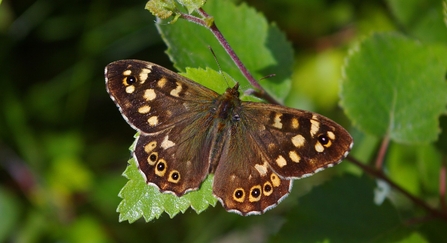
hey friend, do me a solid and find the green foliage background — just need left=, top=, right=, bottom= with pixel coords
left=1, top=0, right=446, bottom=242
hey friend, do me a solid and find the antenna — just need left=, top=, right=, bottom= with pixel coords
left=208, top=46, right=230, bottom=87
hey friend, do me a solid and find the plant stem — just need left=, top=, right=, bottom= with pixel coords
left=347, top=155, right=447, bottom=222
left=375, top=135, right=390, bottom=170
left=179, top=10, right=280, bottom=105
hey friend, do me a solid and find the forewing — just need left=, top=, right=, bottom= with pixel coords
left=242, top=102, right=353, bottom=179
left=105, top=59, right=218, bottom=134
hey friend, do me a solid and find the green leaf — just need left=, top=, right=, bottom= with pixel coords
left=341, top=32, right=447, bottom=144
left=181, top=66, right=261, bottom=102
left=145, top=0, right=177, bottom=19
left=386, top=0, right=447, bottom=43
left=181, top=67, right=235, bottom=95
left=117, top=134, right=217, bottom=223
left=157, top=0, right=293, bottom=102
left=177, top=0, right=207, bottom=14
left=271, top=175, right=408, bottom=243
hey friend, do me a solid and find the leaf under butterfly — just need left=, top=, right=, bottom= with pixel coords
left=117, top=134, right=217, bottom=223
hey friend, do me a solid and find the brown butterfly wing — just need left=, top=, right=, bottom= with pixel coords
left=106, top=60, right=219, bottom=195
left=212, top=102, right=352, bottom=215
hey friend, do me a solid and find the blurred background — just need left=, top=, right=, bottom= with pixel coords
left=1, top=0, right=445, bottom=242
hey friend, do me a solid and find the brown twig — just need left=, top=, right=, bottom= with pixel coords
left=375, top=135, right=390, bottom=170
left=179, top=10, right=280, bottom=105
left=347, top=155, right=447, bottom=222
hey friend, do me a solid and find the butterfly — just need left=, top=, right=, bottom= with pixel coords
left=105, top=59, right=353, bottom=216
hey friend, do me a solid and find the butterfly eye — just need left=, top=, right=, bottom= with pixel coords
left=126, top=76, right=137, bottom=85
left=232, top=114, right=240, bottom=121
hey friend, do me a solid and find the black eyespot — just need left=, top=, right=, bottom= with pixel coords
left=126, top=76, right=136, bottom=84
left=251, top=188, right=261, bottom=197
left=318, top=134, right=329, bottom=145
left=234, top=189, right=244, bottom=199
left=171, top=172, right=179, bottom=180
left=264, top=184, right=272, bottom=192
left=149, top=154, right=157, bottom=162
left=156, top=162, right=165, bottom=171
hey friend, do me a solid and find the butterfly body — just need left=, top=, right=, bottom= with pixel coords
left=105, top=59, right=353, bottom=215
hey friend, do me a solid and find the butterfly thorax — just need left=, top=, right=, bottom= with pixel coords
left=213, top=83, right=241, bottom=123
left=208, top=83, right=242, bottom=173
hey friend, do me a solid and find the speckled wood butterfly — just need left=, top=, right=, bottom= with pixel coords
left=105, top=59, right=353, bottom=215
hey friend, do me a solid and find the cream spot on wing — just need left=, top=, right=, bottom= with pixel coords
left=148, top=116, right=158, bottom=126
left=291, top=118, right=299, bottom=129
left=125, top=85, right=135, bottom=94
left=123, top=69, right=132, bottom=76
left=289, top=151, right=300, bottom=163
left=327, top=131, right=336, bottom=140
left=255, top=162, right=268, bottom=176
left=310, top=116, right=320, bottom=137
left=291, top=134, right=305, bottom=148
left=315, top=142, right=325, bottom=152
left=170, top=82, right=182, bottom=97
left=138, top=105, right=151, bottom=114
left=144, top=141, right=157, bottom=153
left=144, top=89, right=156, bottom=101
left=270, top=173, right=281, bottom=187
left=272, top=113, right=283, bottom=129
left=157, top=77, right=167, bottom=88
left=161, top=135, right=175, bottom=150
left=275, top=155, right=287, bottom=168
left=139, top=68, right=151, bottom=83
